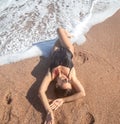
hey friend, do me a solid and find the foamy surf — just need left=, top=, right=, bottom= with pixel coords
left=71, top=0, right=120, bottom=44
left=0, top=0, right=120, bottom=65
left=0, top=39, right=56, bottom=65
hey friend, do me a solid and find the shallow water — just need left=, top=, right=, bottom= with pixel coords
left=0, top=0, right=120, bottom=65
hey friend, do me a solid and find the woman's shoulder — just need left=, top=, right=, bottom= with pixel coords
left=68, top=67, right=76, bottom=80
left=71, top=67, right=76, bottom=74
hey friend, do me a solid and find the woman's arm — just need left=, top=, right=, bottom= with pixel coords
left=39, top=69, right=55, bottom=124
left=50, top=68, right=85, bottom=111
left=50, top=78, right=85, bottom=110
left=63, top=67, right=85, bottom=103
left=39, top=69, right=52, bottom=113
left=63, top=77, right=85, bottom=103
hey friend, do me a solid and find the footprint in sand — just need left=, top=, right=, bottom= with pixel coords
left=1, top=92, right=12, bottom=123
left=77, top=102, right=95, bottom=124
left=56, top=101, right=95, bottom=124
left=78, top=104, right=95, bottom=124
left=6, top=92, right=12, bottom=105
left=85, top=112, right=95, bottom=124
left=75, top=51, right=89, bottom=64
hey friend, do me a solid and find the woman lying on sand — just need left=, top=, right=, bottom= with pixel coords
left=39, top=27, right=86, bottom=124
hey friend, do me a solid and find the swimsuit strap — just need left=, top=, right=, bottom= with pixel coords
left=67, top=67, right=72, bottom=78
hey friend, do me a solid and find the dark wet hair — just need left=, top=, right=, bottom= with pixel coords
left=54, top=86, right=73, bottom=98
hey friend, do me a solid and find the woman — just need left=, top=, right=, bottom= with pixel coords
left=39, top=27, right=86, bottom=124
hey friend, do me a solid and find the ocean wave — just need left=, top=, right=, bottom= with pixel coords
left=0, top=0, right=120, bottom=65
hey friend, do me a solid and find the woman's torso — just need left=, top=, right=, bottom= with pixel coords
left=50, top=47, right=73, bottom=70
left=50, top=47, right=74, bottom=79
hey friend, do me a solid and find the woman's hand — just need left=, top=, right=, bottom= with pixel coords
left=44, top=111, right=54, bottom=124
left=50, top=98, right=64, bottom=111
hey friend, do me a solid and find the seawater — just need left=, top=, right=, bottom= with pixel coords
left=0, top=0, right=120, bottom=65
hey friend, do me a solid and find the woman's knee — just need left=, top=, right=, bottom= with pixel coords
left=57, top=27, right=64, bottom=35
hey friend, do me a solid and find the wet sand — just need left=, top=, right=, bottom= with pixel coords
left=0, top=10, right=120, bottom=124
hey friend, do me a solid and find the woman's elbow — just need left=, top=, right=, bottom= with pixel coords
left=80, top=89, right=86, bottom=97
left=39, top=88, right=45, bottom=98
left=82, top=91, right=86, bottom=97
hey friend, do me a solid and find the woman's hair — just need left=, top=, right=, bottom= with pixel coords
left=52, top=76, right=73, bottom=97
left=54, top=86, right=73, bottom=98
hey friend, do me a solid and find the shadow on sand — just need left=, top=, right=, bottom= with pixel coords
left=26, top=56, right=50, bottom=123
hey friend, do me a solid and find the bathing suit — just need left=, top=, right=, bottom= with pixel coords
left=50, top=47, right=73, bottom=73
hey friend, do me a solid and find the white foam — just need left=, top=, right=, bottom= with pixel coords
left=0, top=0, right=12, bottom=12
left=0, top=39, right=56, bottom=65
left=0, top=0, right=120, bottom=65
left=71, top=0, right=120, bottom=44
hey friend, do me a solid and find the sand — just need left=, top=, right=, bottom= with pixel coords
left=0, top=10, right=120, bottom=124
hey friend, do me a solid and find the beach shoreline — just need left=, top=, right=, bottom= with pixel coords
left=0, top=10, right=120, bottom=124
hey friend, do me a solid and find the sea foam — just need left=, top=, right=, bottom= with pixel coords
left=0, top=0, right=120, bottom=65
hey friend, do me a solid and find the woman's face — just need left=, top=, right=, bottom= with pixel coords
left=56, top=74, right=72, bottom=90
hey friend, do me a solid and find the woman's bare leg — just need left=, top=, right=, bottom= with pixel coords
left=57, top=27, right=74, bottom=55
left=50, top=39, right=60, bottom=55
